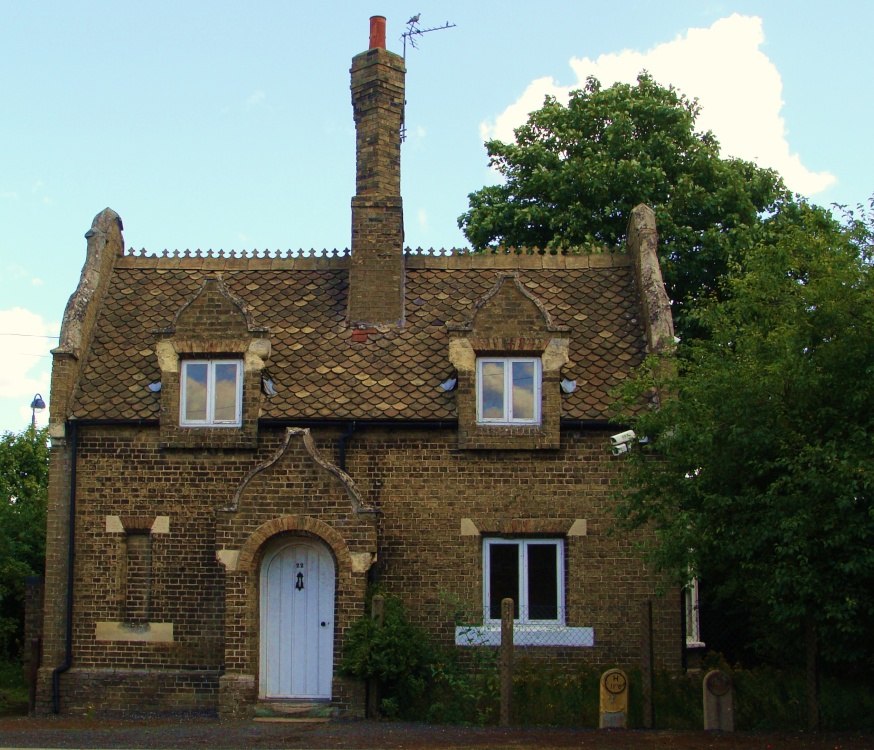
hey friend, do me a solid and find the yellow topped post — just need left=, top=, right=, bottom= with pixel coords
left=599, top=668, right=629, bottom=729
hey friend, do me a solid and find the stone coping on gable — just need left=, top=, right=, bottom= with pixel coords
left=116, top=250, right=631, bottom=272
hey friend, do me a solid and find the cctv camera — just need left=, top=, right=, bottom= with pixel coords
left=611, top=442, right=631, bottom=456
left=610, top=430, right=636, bottom=445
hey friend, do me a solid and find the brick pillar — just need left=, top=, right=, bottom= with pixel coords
left=35, top=435, right=74, bottom=713
left=348, top=16, right=406, bottom=326
left=218, top=569, right=256, bottom=719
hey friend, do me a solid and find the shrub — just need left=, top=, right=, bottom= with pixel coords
left=340, top=593, right=436, bottom=719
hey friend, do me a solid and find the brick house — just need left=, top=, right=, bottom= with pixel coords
left=36, top=17, right=680, bottom=717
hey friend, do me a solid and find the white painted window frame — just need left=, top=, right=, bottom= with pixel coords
left=684, top=578, right=705, bottom=648
left=476, top=357, right=541, bottom=425
left=483, top=537, right=564, bottom=625
left=180, top=359, right=243, bottom=427
left=455, top=537, right=594, bottom=648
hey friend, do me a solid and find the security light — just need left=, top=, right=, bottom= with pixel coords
left=262, top=377, right=278, bottom=397
left=610, top=429, right=636, bottom=457
left=439, top=377, right=457, bottom=392
left=610, top=430, right=635, bottom=445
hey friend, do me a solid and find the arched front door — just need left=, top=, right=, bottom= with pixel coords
left=259, top=537, right=335, bottom=699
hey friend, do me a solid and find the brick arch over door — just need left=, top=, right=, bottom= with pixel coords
left=236, top=515, right=353, bottom=575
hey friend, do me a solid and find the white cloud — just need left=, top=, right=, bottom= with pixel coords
left=0, top=308, right=58, bottom=431
left=0, top=308, right=58, bottom=399
left=246, top=90, right=266, bottom=108
left=480, top=76, right=565, bottom=144
left=417, top=208, right=429, bottom=234
left=482, top=14, right=834, bottom=197
left=5, top=263, right=44, bottom=287
left=404, top=124, right=427, bottom=147
left=0, top=191, right=18, bottom=200
left=16, top=399, right=48, bottom=430
left=6, top=264, right=29, bottom=280
left=31, top=180, right=44, bottom=193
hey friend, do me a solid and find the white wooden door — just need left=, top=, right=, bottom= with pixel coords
left=259, top=538, right=334, bottom=699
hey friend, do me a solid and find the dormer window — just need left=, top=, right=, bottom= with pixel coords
left=155, top=276, right=269, bottom=448
left=180, top=359, right=242, bottom=427
left=449, top=275, right=567, bottom=449
left=476, top=357, right=541, bottom=425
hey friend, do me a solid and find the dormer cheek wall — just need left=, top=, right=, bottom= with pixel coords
left=448, top=275, right=571, bottom=451
left=451, top=335, right=567, bottom=450
left=156, top=338, right=267, bottom=450
left=154, top=277, right=270, bottom=450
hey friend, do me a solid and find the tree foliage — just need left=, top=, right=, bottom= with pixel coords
left=614, top=200, right=874, bottom=663
left=340, top=595, right=434, bottom=685
left=458, top=73, right=789, bottom=333
left=0, top=427, right=49, bottom=659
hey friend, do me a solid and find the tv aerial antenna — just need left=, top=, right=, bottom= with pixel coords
left=401, top=13, right=456, bottom=58
left=400, top=14, right=457, bottom=141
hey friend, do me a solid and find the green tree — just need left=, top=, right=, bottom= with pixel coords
left=614, top=200, right=874, bottom=725
left=458, top=73, right=789, bottom=334
left=0, top=427, right=49, bottom=660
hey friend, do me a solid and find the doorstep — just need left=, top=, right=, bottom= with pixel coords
left=253, top=700, right=338, bottom=722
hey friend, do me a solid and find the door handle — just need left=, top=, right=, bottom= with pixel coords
left=321, top=621, right=327, bottom=627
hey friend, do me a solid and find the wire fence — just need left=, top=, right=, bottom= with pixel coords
left=455, top=605, right=595, bottom=648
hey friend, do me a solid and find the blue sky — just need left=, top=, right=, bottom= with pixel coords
left=1, top=1, right=871, bottom=433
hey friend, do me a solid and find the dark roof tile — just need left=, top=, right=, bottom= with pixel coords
left=70, top=265, right=647, bottom=422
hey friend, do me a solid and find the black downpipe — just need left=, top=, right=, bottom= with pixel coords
left=52, top=421, right=77, bottom=714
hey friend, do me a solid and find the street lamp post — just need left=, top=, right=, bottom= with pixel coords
left=30, top=393, right=46, bottom=428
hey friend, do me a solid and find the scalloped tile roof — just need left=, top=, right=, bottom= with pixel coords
left=70, top=264, right=646, bottom=422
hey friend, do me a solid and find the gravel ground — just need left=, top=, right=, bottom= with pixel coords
left=0, top=717, right=872, bottom=750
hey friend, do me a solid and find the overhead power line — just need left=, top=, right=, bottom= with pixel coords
left=0, top=333, right=60, bottom=338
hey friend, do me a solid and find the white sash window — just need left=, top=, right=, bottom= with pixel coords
left=477, top=357, right=541, bottom=425
left=180, top=360, right=242, bottom=427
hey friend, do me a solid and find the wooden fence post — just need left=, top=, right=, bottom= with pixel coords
left=500, top=597, right=514, bottom=726
left=367, top=595, right=385, bottom=719
left=806, top=615, right=820, bottom=731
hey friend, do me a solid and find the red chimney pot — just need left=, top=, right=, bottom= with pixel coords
left=369, top=15, right=386, bottom=49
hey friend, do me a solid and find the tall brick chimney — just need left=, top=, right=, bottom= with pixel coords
left=348, top=16, right=406, bottom=326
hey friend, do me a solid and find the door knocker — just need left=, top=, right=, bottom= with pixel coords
left=295, top=572, right=304, bottom=591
